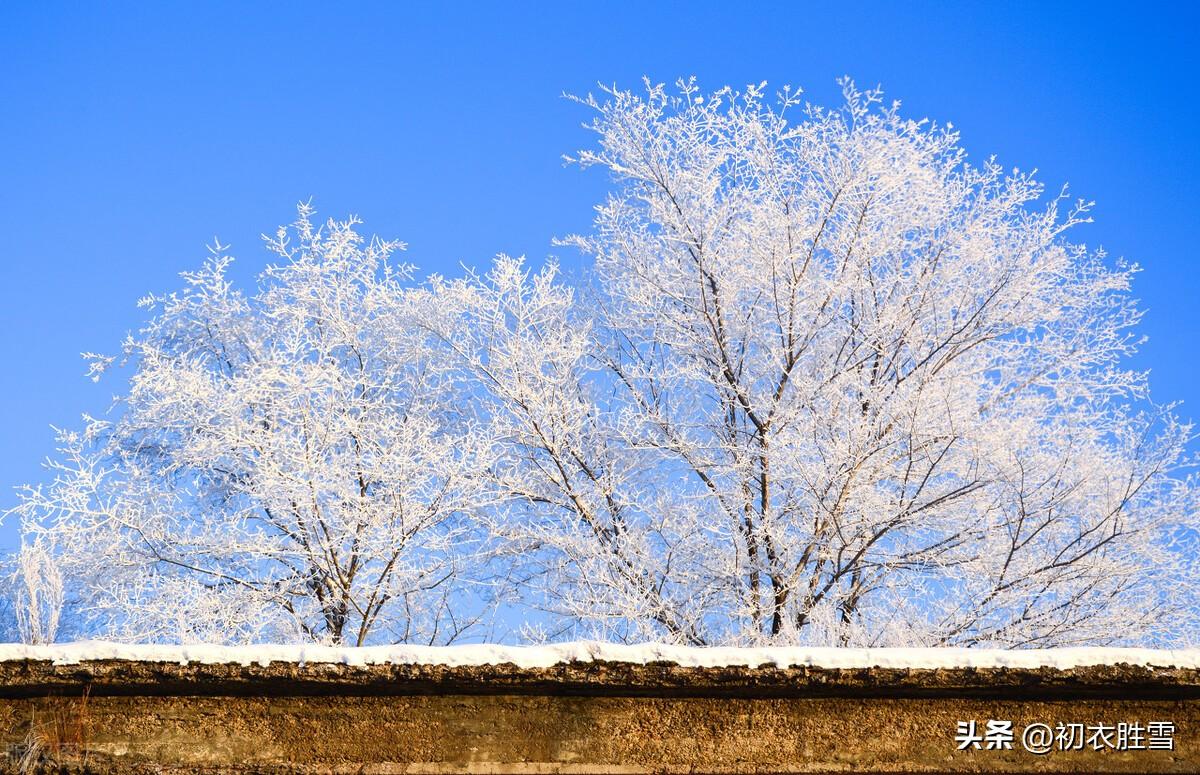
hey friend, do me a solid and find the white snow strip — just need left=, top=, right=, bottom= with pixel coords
left=0, top=641, right=1198, bottom=669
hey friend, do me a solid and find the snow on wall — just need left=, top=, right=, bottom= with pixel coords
left=1, top=641, right=1199, bottom=669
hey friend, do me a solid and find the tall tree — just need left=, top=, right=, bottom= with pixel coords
left=10, top=206, right=499, bottom=645
left=495, top=78, right=1197, bottom=646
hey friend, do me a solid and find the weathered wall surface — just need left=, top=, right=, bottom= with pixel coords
left=1, top=660, right=1198, bottom=773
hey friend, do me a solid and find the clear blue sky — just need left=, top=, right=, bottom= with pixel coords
left=1, top=2, right=1197, bottom=552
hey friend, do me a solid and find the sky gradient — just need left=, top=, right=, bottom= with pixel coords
left=1, top=1, right=1197, bottom=550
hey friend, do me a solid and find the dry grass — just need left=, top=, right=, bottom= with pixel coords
left=7, top=688, right=91, bottom=773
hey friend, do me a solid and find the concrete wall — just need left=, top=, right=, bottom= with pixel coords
left=1, top=659, right=1198, bottom=773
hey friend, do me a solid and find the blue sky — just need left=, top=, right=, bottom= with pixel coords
left=1, top=2, right=1197, bottom=552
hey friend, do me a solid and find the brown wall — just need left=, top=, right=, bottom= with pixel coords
left=1, top=660, right=1198, bottom=773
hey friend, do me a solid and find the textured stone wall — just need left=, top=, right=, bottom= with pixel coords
left=1, top=660, right=1198, bottom=773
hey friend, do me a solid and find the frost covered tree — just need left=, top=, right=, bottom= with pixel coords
left=433, top=78, right=1197, bottom=647
left=7, top=541, right=63, bottom=644
left=7, top=78, right=1198, bottom=649
left=9, top=206, right=500, bottom=645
